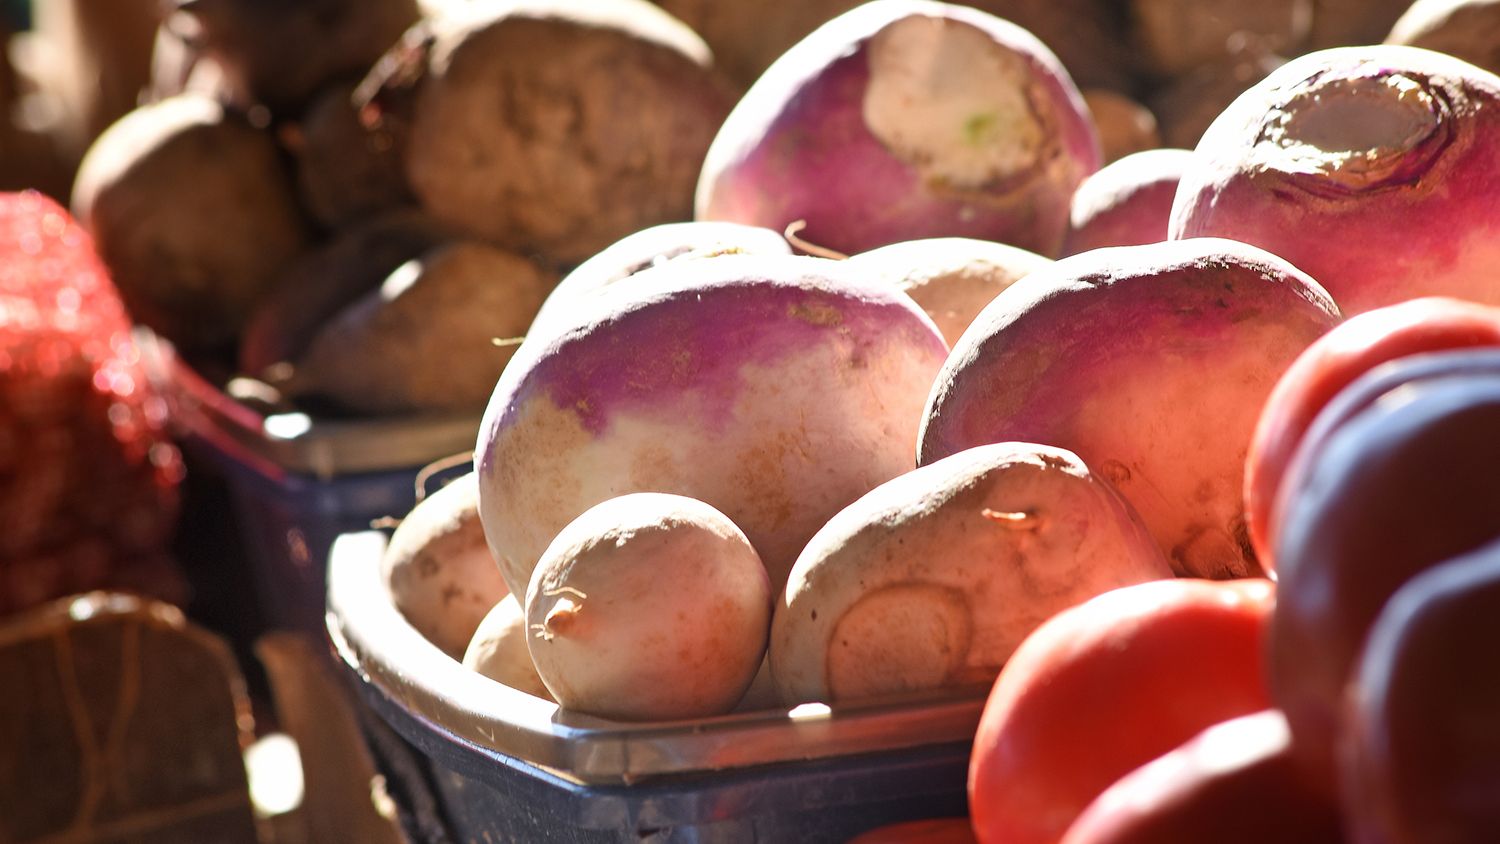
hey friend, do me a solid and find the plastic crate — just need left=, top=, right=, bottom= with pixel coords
left=327, top=532, right=979, bottom=843
left=143, top=334, right=480, bottom=633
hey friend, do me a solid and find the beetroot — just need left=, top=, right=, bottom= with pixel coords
left=695, top=0, right=1100, bottom=258
left=1170, top=46, right=1500, bottom=316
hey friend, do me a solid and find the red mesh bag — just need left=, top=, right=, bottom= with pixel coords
left=0, top=191, right=185, bottom=614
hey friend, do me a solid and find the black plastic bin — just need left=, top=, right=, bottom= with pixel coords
left=327, top=533, right=981, bottom=843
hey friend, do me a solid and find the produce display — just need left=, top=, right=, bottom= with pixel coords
left=6, top=0, right=1500, bottom=840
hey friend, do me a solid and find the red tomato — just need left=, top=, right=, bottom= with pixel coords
left=845, top=818, right=977, bottom=843
left=1244, top=296, right=1500, bottom=570
left=967, top=579, right=1274, bottom=844
left=1059, top=711, right=1340, bottom=844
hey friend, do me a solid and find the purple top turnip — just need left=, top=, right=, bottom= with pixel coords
left=475, top=254, right=949, bottom=599
left=1064, top=148, right=1192, bottom=256
left=1170, top=46, right=1500, bottom=316
left=695, top=0, right=1100, bottom=258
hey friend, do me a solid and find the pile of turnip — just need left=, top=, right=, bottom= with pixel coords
left=37, top=0, right=1500, bottom=838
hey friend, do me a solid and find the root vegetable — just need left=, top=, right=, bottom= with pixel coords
left=1170, top=46, right=1500, bottom=316
left=968, top=578, right=1276, bottom=844
left=475, top=253, right=948, bottom=600
left=1063, top=148, right=1191, bottom=256
left=1081, top=89, right=1162, bottom=164
left=71, top=95, right=312, bottom=351
left=771, top=442, right=1171, bottom=705
left=403, top=0, right=736, bottom=266
left=1147, top=41, right=1283, bottom=150
left=525, top=493, right=771, bottom=721
left=282, top=81, right=412, bottom=229
left=1312, top=0, right=1418, bottom=49
left=695, top=0, right=1100, bottom=258
left=1270, top=365, right=1500, bottom=791
left=1244, top=298, right=1500, bottom=569
left=283, top=240, right=555, bottom=415
left=845, top=238, right=1051, bottom=348
left=530, top=221, right=790, bottom=336
left=1387, top=0, right=1500, bottom=75
left=919, top=238, right=1339, bottom=580
left=1128, top=0, right=1310, bottom=78
left=173, top=0, right=421, bottom=116
left=463, top=594, right=551, bottom=700
left=239, top=208, right=455, bottom=377
left=381, top=473, right=508, bottom=659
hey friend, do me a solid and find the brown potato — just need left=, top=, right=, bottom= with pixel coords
left=282, top=240, right=555, bottom=415
left=71, top=95, right=312, bottom=351
left=403, top=0, right=737, bottom=265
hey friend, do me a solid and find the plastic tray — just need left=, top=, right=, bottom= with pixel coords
left=142, top=333, right=480, bottom=632
left=327, top=532, right=981, bottom=842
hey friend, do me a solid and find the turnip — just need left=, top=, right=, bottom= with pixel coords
left=475, top=253, right=949, bottom=599
left=463, top=594, right=551, bottom=701
left=1171, top=46, right=1500, bottom=316
left=71, top=95, right=312, bottom=351
left=1387, top=0, right=1500, bottom=75
left=771, top=443, right=1171, bottom=705
left=844, top=238, right=1051, bottom=348
left=401, top=0, right=737, bottom=266
left=695, top=0, right=1100, bottom=258
left=529, top=221, right=790, bottom=336
left=282, top=240, right=555, bottom=415
left=1063, top=148, right=1192, bottom=256
left=919, top=238, right=1339, bottom=579
left=380, top=473, right=508, bottom=659
left=525, top=493, right=771, bottom=721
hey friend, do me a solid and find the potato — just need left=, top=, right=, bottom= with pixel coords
left=174, top=0, right=421, bottom=116
left=525, top=493, right=771, bottom=721
left=239, top=208, right=455, bottom=377
left=283, top=81, right=413, bottom=229
left=845, top=237, right=1051, bottom=348
left=1387, top=0, right=1500, bottom=76
left=381, top=473, right=508, bottom=659
left=71, top=95, right=312, bottom=351
left=462, top=594, right=551, bottom=701
left=403, top=0, right=737, bottom=265
left=282, top=240, right=556, bottom=415
left=772, top=443, right=1172, bottom=705
left=1081, top=89, right=1162, bottom=165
